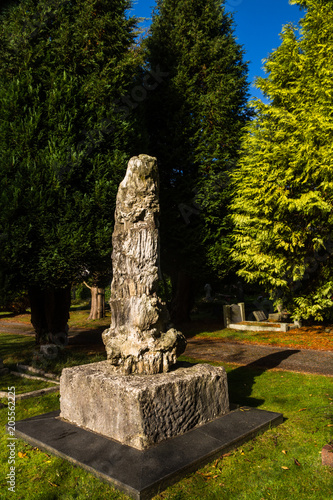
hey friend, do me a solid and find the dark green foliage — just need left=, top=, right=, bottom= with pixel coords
left=142, top=0, right=251, bottom=309
left=0, top=0, right=142, bottom=300
left=232, top=0, right=333, bottom=321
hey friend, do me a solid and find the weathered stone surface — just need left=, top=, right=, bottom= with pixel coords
left=60, top=361, right=229, bottom=450
left=268, top=313, right=282, bottom=322
left=230, top=304, right=243, bottom=323
left=102, top=155, right=186, bottom=374
left=253, top=310, right=267, bottom=322
left=223, top=303, right=245, bottom=327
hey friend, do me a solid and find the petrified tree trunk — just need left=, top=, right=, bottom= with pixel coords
left=102, top=155, right=186, bottom=374
left=29, top=286, right=71, bottom=345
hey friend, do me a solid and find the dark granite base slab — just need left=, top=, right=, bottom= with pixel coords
left=14, top=407, right=283, bottom=500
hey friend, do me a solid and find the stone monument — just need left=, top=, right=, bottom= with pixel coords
left=223, top=302, right=245, bottom=327
left=102, top=154, right=186, bottom=374
left=60, top=155, right=229, bottom=450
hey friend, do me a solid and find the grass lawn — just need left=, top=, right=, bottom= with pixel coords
left=0, top=363, right=332, bottom=499
left=0, top=328, right=332, bottom=499
left=0, top=373, right=57, bottom=395
left=0, top=333, right=106, bottom=376
left=0, top=309, right=111, bottom=330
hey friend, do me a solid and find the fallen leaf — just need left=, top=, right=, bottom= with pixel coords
left=18, top=452, right=27, bottom=458
left=294, top=458, right=301, bottom=466
left=281, top=466, right=289, bottom=470
left=282, top=450, right=287, bottom=455
left=298, top=408, right=307, bottom=412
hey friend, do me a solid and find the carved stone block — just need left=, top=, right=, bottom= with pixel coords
left=60, top=361, right=229, bottom=450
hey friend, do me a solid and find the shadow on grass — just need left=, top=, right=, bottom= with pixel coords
left=227, top=350, right=300, bottom=408
left=181, top=349, right=300, bottom=409
left=0, top=335, right=35, bottom=359
left=68, top=328, right=105, bottom=348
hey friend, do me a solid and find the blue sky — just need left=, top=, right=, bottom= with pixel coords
left=131, top=0, right=305, bottom=101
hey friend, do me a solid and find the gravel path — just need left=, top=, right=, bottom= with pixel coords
left=0, top=322, right=35, bottom=335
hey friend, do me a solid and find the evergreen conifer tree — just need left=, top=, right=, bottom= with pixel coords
left=0, top=0, right=141, bottom=341
left=232, top=0, right=333, bottom=321
left=142, top=0, right=250, bottom=321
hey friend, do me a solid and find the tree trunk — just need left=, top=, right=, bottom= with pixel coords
left=170, top=270, right=194, bottom=324
left=29, top=286, right=71, bottom=345
left=87, top=286, right=105, bottom=320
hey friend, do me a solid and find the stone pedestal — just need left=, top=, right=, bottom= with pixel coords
left=60, top=361, right=229, bottom=450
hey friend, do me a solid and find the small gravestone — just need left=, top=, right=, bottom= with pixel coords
left=230, top=303, right=243, bottom=323
left=223, top=302, right=245, bottom=327
left=253, top=310, right=267, bottom=322
left=268, top=313, right=282, bottom=322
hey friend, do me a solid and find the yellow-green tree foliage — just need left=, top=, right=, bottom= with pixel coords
left=232, top=0, right=333, bottom=321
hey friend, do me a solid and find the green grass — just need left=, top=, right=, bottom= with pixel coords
left=0, top=333, right=106, bottom=376
left=0, top=328, right=332, bottom=499
left=0, top=313, right=32, bottom=323
left=0, top=308, right=111, bottom=329
left=0, top=362, right=332, bottom=499
left=0, top=373, right=57, bottom=395
left=184, top=326, right=288, bottom=347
